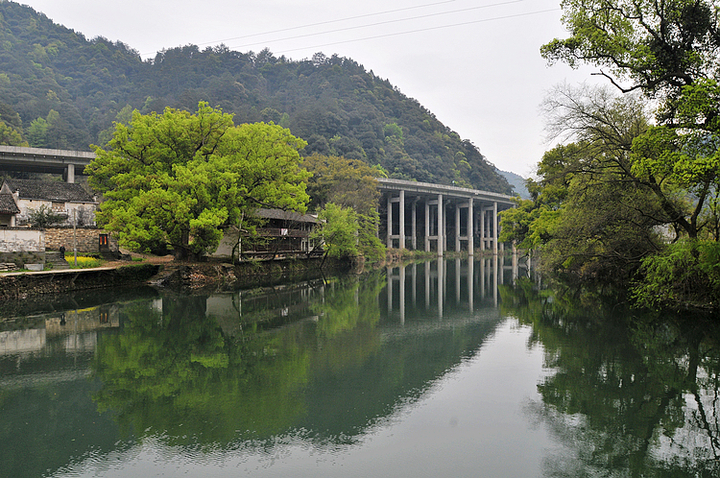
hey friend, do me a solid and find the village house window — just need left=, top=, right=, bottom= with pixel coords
left=52, top=202, right=64, bottom=212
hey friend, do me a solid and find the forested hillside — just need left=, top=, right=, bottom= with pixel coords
left=0, top=1, right=512, bottom=194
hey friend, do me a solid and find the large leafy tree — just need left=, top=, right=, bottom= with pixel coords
left=302, top=154, right=386, bottom=262
left=541, top=0, right=720, bottom=94
left=87, top=102, right=310, bottom=259
left=528, top=0, right=720, bottom=309
left=502, top=88, right=666, bottom=284
left=541, top=1, right=720, bottom=237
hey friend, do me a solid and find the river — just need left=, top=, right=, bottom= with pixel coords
left=1, top=257, right=718, bottom=477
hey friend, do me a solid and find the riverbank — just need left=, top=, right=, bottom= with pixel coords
left=0, top=254, right=356, bottom=301
left=0, top=263, right=162, bottom=301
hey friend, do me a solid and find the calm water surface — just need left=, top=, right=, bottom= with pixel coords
left=1, top=257, right=718, bottom=477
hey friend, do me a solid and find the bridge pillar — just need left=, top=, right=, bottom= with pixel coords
left=437, top=194, right=443, bottom=257
left=399, top=190, right=405, bottom=250
left=411, top=199, right=417, bottom=250
left=386, top=194, right=393, bottom=248
left=493, top=201, right=498, bottom=255
left=455, top=202, right=461, bottom=252
left=425, top=200, right=430, bottom=252
left=66, top=164, right=75, bottom=183
left=468, top=199, right=474, bottom=256
left=479, top=206, right=485, bottom=251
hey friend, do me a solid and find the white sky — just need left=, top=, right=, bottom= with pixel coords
left=19, top=0, right=604, bottom=177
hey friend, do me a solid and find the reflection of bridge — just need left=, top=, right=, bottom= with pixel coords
left=385, top=254, right=531, bottom=322
left=378, top=178, right=515, bottom=256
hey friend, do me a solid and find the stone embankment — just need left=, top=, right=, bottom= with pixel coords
left=148, top=257, right=349, bottom=292
left=0, top=263, right=161, bottom=300
left=0, top=256, right=353, bottom=300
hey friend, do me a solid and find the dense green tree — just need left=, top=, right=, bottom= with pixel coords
left=541, top=0, right=720, bottom=95
left=502, top=88, right=666, bottom=285
left=312, top=203, right=360, bottom=262
left=536, top=0, right=720, bottom=310
left=0, top=120, right=26, bottom=146
left=86, top=102, right=309, bottom=259
left=302, top=154, right=382, bottom=215
left=302, top=154, right=386, bottom=261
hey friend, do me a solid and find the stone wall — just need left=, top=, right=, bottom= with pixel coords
left=45, top=227, right=118, bottom=253
left=0, top=228, right=45, bottom=266
left=0, top=228, right=44, bottom=252
left=0, top=264, right=160, bottom=300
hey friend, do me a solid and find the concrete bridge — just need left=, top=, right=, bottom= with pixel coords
left=378, top=178, right=515, bottom=256
left=0, top=145, right=94, bottom=183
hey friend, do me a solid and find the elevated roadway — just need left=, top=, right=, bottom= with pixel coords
left=0, top=146, right=94, bottom=183
left=377, top=178, right=516, bottom=256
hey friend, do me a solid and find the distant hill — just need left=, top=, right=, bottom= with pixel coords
left=0, top=1, right=512, bottom=194
left=498, top=170, right=529, bottom=199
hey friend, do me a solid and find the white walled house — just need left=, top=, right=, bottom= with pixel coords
left=0, top=179, right=97, bottom=227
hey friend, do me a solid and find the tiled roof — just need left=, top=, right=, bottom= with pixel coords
left=0, top=183, right=20, bottom=215
left=2, top=179, right=95, bottom=203
left=257, top=208, right=318, bottom=223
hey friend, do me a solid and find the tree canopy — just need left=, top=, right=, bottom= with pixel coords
left=302, top=154, right=386, bottom=261
left=541, top=0, right=720, bottom=94
left=87, top=102, right=309, bottom=259
left=501, top=0, right=720, bottom=311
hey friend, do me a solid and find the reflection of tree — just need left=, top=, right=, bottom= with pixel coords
left=92, top=277, right=386, bottom=447
left=92, top=296, right=311, bottom=445
left=91, top=271, right=502, bottom=451
left=501, top=280, right=720, bottom=477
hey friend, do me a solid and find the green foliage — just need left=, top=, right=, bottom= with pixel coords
left=27, top=204, right=66, bottom=228
left=302, top=154, right=380, bottom=214
left=313, top=203, right=359, bottom=259
left=0, top=117, right=26, bottom=146
left=87, top=102, right=309, bottom=259
left=501, top=92, right=665, bottom=284
left=542, top=0, right=720, bottom=309
left=0, top=122, right=25, bottom=146
left=633, top=240, right=720, bottom=310
left=541, top=0, right=720, bottom=94
left=0, top=2, right=512, bottom=194
left=303, top=154, right=386, bottom=261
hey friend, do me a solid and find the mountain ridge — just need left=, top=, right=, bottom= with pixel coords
left=0, top=1, right=514, bottom=195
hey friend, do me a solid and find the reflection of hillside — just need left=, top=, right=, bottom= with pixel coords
left=300, top=309, right=503, bottom=442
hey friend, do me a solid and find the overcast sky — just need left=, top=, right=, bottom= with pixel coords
left=20, top=0, right=604, bottom=177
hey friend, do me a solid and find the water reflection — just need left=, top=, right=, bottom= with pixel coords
left=502, top=281, right=720, bottom=477
left=3, top=255, right=719, bottom=477
left=384, top=254, right=532, bottom=321
left=1, top=262, right=512, bottom=477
